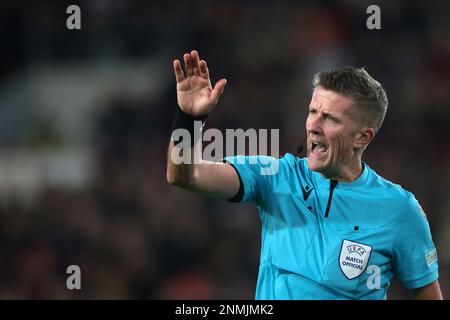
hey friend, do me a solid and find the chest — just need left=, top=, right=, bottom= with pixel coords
left=261, top=185, right=397, bottom=295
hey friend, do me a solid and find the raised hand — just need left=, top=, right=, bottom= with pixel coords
left=173, top=50, right=227, bottom=117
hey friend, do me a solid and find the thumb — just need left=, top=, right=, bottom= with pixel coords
left=211, top=79, right=227, bottom=103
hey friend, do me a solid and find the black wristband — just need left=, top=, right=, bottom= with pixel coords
left=171, top=106, right=208, bottom=147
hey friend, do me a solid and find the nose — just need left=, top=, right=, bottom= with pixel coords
left=306, top=114, right=322, bottom=136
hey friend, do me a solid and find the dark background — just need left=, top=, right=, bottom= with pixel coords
left=0, top=0, right=449, bottom=299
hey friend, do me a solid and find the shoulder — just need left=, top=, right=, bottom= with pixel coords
left=366, top=166, right=406, bottom=197
left=367, top=166, right=427, bottom=224
left=277, top=153, right=308, bottom=177
left=279, top=152, right=303, bottom=167
left=366, top=165, right=414, bottom=202
left=223, top=153, right=304, bottom=182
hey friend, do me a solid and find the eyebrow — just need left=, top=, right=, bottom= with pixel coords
left=309, top=106, right=341, bottom=121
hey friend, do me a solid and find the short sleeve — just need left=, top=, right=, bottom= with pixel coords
left=224, top=153, right=296, bottom=206
left=392, top=192, right=439, bottom=289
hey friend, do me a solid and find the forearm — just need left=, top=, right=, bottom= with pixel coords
left=410, top=280, right=443, bottom=300
left=166, top=139, right=202, bottom=189
left=166, top=139, right=240, bottom=200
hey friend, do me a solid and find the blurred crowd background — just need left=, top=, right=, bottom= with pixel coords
left=0, top=0, right=449, bottom=299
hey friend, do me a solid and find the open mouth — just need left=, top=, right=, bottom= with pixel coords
left=311, top=141, right=328, bottom=155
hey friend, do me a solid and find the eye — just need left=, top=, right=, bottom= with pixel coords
left=326, top=115, right=338, bottom=123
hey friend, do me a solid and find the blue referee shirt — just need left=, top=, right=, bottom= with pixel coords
left=225, top=153, right=439, bottom=300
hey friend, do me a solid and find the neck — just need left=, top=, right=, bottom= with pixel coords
left=321, top=158, right=364, bottom=182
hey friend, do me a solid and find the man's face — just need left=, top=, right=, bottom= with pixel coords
left=306, top=87, right=361, bottom=177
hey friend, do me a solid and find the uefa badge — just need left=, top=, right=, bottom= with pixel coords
left=339, top=240, right=372, bottom=280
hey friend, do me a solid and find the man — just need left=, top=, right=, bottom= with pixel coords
left=166, top=50, right=442, bottom=299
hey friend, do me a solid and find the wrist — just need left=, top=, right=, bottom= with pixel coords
left=171, top=106, right=208, bottom=147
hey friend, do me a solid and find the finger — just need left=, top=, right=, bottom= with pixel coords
left=199, top=60, right=209, bottom=79
left=211, top=78, right=227, bottom=102
left=173, top=59, right=185, bottom=83
left=183, top=53, right=194, bottom=77
left=191, top=50, right=201, bottom=76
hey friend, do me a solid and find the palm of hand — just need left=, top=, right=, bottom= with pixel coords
left=177, top=75, right=213, bottom=117
left=173, top=50, right=227, bottom=118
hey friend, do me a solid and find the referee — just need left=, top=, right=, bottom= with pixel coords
left=166, top=50, right=442, bottom=300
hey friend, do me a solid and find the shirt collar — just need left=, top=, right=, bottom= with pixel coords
left=311, top=161, right=370, bottom=189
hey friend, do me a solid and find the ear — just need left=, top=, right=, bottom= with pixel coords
left=353, top=127, right=375, bottom=149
